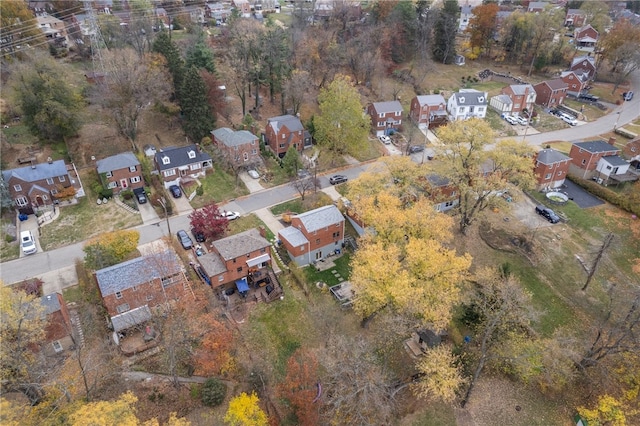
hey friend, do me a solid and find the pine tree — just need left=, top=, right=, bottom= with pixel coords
left=153, top=31, right=185, bottom=100
left=432, top=0, right=459, bottom=64
left=181, top=67, right=215, bottom=143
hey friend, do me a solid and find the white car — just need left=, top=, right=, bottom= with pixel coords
left=378, top=135, right=391, bottom=145
left=516, top=116, right=529, bottom=126
left=221, top=211, right=240, bottom=220
left=248, top=170, right=260, bottom=179
left=561, top=113, right=577, bottom=126
left=20, top=230, right=37, bottom=255
left=504, top=115, right=518, bottom=125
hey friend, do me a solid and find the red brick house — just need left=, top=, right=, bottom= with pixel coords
left=501, top=84, right=536, bottom=114
left=533, top=148, right=571, bottom=191
left=154, top=145, right=213, bottom=188
left=568, top=140, right=621, bottom=179
left=574, top=25, right=599, bottom=50
left=264, top=115, right=312, bottom=158
left=211, top=127, right=261, bottom=168
left=533, top=79, right=568, bottom=108
left=96, top=152, right=143, bottom=194
left=367, top=100, right=403, bottom=136
left=564, top=9, right=586, bottom=27
left=278, top=205, right=345, bottom=266
left=622, top=137, right=640, bottom=160
left=560, top=71, right=587, bottom=97
left=198, top=228, right=273, bottom=291
left=570, top=56, right=597, bottom=81
left=95, top=250, right=190, bottom=333
left=40, top=292, right=75, bottom=356
left=409, top=95, right=448, bottom=129
left=424, top=174, right=458, bottom=212
left=2, top=160, right=82, bottom=213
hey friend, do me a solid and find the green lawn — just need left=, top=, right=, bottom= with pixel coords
left=269, top=191, right=334, bottom=215
left=190, top=168, right=249, bottom=209
left=469, top=81, right=507, bottom=96
left=304, top=252, right=352, bottom=287
left=0, top=216, right=19, bottom=262
left=227, top=213, right=275, bottom=242
left=0, top=124, right=39, bottom=151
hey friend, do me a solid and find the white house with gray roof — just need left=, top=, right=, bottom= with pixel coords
left=154, top=145, right=213, bottom=188
left=447, top=89, right=488, bottom=121
left=211, top=127, right=261, bottom=167
left=278, top=205, right=345, bottom=266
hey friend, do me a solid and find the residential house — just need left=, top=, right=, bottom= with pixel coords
left=154, top=145, right=213, bottom=188
left=622, top=137, right=640, bottom=160
left=36, top=14, right=68, bottom=47
left=499, top=84, right=536, bottom=114
left=95, top=250, right=189, bottom=333
left=367, top=101, right=403, bottom=136
left=2, top=160, right=79, bottom=213
left=40, top=292, right=74, bottom=356
left=154, top=7, right=170, bottom=28
left=205, top=2, right=231, bottom=22
left=533, top=79, right=568, bottom=108
left=595, top=155, right=632, bottom=185
left=565, top=9, right=586, bottom=27
left=278, top=205, right=345, bottom=266
left=264, top=114, right=312, bottom=158
left=447, top=89, right=488, bottom=121
left=425, top=174, right=458, bottom=212
left=495, top=11, right=513, bottom=32
left=211, top=128, right=261, bottom=167
left=570, top=56, right=597, bottom=81
left=489, top=94, right=513, bottom=114
left=233, top=0, right=251, bottom=17
left=527, top=2, right=549, bottom=13
left=184, top=5, right=206, bottom=24
left=96, top=152, right=143, bottom=194
left=314, top=0, right=362, bottom=22
left=560, top=71, right=588, bottom=97
left=409, top=95, right=448, bottom=129
left=568, top=140, right=622, bottom=180
left=198, top=228, right=272, bottom=290
left=459, top=4, right=473, bottom=32
left=404, top=329, right=442, bottom=358
left=533, top=148, right=571, bottom=191
left=574, top=24, right=599, bottom=51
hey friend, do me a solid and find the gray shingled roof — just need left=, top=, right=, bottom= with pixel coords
left=96, top=152, right=139, bottom=174
left=509, top=84, right=535, bottom=96
left=40, top=293, right=61, bottom=315
left=2, top=160, right=67, bottom=183
left=536, top=149, right=570, bottom=165
left=211, top=128, right=258, bottom=147
left=542, top=79, right=568, bottom=91
left=452, top=90, right=487, bottom=106
left=528, top=1, right=548, bottom=9
left=295, top=205, right=344, bottom=233
left=601, top=155, right=628, bottom=166
left=573, top=140, right=620, bottom=153
left=96, top=250, right=182, bottom=296
left=111, top=305, right=152, bottom=332
left=492, top=94, right=512, bottom=106
left=372, top=100, right=403, bottom=114
left=198, top=251, right=228, bottom=277
left=415, top=95, right=446, bottom=106
left=279, top=226, right=308, bottom=247
left=212, top=228, right=270, bottom=261
left=154, top=145, right=212, bottom=171
left=571, top=56, right=596, bottom=68
left=267, top=115, right=304, bottom=133
left=426, top=174, right=451, bottom=188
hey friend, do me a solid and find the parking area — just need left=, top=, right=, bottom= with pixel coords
left=169, top=189, right=194, bottom=214
left=558, top=179, right=605, bottom=209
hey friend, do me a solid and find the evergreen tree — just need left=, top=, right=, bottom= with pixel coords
left=432, top=0, right=459, bottom=64
left=186, top=33, right=216, bottom=74
left=281, top=146, right=303, bottom=177
left=181, top=66, right=215, bottom=143
left=153, top=31, right=185, bottom=100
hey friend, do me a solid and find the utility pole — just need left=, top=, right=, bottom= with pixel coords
left=582, top=233, right=614, bottom=291
left=158, top=197, right=171, bottom=236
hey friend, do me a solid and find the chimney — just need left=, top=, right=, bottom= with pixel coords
left=47, top=157, right=53, bottom=164
left=608, top=137, right=616, bottom=146
left=259, top=226, right=266, bottom=238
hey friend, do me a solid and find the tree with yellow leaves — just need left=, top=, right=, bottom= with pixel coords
left=83, top=229, right=140, bottom=270
left=413, top=345, right=466, bottom=403
left=578, top=395, right=629, bottom=426
left=224, top=392, right=268, bottom=426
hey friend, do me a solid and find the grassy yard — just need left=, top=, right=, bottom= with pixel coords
left=304, top=252, right=352, bottom=287
left=270, top=191, right=334, bottom=215
left=0, top=124, right=40, bottom=152
left=0, top=216, right=19, bottom=262
left=544, top=141, right=573, bottom=154
left=190, top=168, right=249, bottom=209
left=532, top=112, right=571, bottom=133
left=564, top=98, right=609, bottom=121
left=469, top=80, right=506, bottom=96
left=227, top=213, right=275, bottom=242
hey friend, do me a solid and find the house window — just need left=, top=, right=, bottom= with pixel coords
left=190, top=163, right=201, bottom=171
left=606, top=165, right=611, bottom=170
left=260, top=247, right=266, bottom=254
left=545, top=173, right=552, bottom=179
left=218, top=275, right=224, bottom=282
left=233, top=258, right=236, bottom=263
left=459, top=107, right=465, bottom=113
left=299, top=246, right=305, bottom=252
left=234, top=146, right=239, bottom=151
left=116, top=303, right=130, bottom=314
left=164, top=169, right=176, bottom=177
left=146, top=295, right=153, bottom=301
left=42, top=195, right=48, bottom=201
left=105, top=171, right=113, bottom=178
left=59, top=175, right=66, bottom=183
left=237, top=267, right=243, bottom=273
left=115, top=291, right=123, bottom=299
left=243, top=152, right=249, bottom=161
left=52, top=340, right=63, bottom=353
left=279, top=143, right=285, bottom=149
left=557, top=171, right=563, bottom=176
left=582, top=159, right=586, bottom=165
left=395, top=111, right=400, bottom=116
left=130, top=176, right=141, bottom=184
left=282, top=134, right=286, bottom=139
left=315, top=239, right=320, bottom=245
left=445, top=201, right=455, bottom=207
left=108, top=182, right=117, bottom=189
left=46, top=178, right=54, bottom=185
left=421, top=114, right=427, bottom=120
left=377, top=122, right=385, bottom=127
left=51, top=188, right=58, bottom=195
left=252, top=149, right=257, bottom=155
left=378, top=113, right=384, bottom=118
left=333, top=231, right=340, bottom=238
left=128, top=165, right=137, bottom=173
left=251, top=140, right=256, bottom=145
left=188, top=150, right=196, bottom=159
left=13, top=184, right=22, bottom=191
left=162, top=156, right=170, bottom=165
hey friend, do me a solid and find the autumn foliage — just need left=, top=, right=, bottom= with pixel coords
left=83, top=229, right=140, bottom=270
left=193, top=317, right=235, bottom=377
left=224, top=392, right=268, bottom=426
left=188, top=202, right=229, bottom=241
left=277, top=349, right=320, bottom=426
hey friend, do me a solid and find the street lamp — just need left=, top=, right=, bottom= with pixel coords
left=158, top=197, right=171, bottom=236
left=613, top=100, right=625, bottom=131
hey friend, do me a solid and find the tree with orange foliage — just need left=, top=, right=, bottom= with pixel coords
left=467, top=3, right=499, bottom=59
left=193, top=317, right=235, bottom=377
left=278, top=349, right=320, bottom=426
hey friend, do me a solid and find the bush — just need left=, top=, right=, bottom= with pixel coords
left=201, top=378, right=227, bottom=407
left=567, top=175, right=640, bottom=216
left=196, top=185, right=204, bottom=196
left=120, top=189, right=134, bottom=200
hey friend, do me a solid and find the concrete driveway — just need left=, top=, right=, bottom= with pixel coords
left=168, top=192, right=193, bottom=215
left=137, top=200, right=159, bottom=224
left=558, top=179, right=605, bottom=209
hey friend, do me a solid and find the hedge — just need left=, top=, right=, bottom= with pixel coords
left=567, top=175, right=640, bottom=216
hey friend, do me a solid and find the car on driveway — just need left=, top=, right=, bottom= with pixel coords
left=329, top=175, right=348, bottom=185
left=191, top=228, right=206, bottom=242
left=516, top=115, right=529, bottom=126
left=169, top=185, right=182, bottom=198
left=535, top=205, right=560, bottom=223
left=408, top=145, right=425, bottom=153
left=133, top=187, right=147, bottom=204
left=220, top=211, right=240, bottom=220
left=176, top=230, right=193, bottom=250
left=505, top=115, right=518, bottom=125
left=623, top=91, right=634, bottom=101
left=549, top=108, right=562, bottom=117
left=20, top=230, right=37, bottom=255
left=561, top=113, right=578, bottom=126
left=248, top=169, right=260, bottom=179
left=378, top=135, right=392, bottom=145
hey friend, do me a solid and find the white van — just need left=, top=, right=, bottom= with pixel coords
left=561, top=113, right=577, bottom=126
left=20, top=230, right=37, bottom=255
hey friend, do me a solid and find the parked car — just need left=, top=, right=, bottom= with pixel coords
left=516, top=115, right=529, bottom=126
left=220, top=211, right=240, bottom=220
left=378, top=135, right=391, bottom=145
left=505, top=115, right=518, bottom=125
left=169, top=185, right=182, bottom=198
left=579, top=93, right=600, bottom=102
left=133, top=188, right=147, bottom=204
left=549, top=108, right=562, bottom=117
left=191, top=228, right=206, bottom=242
left=535, top=205, right=560, bottom=223
left=176, top=230, right=193, bottom=250
left=408, top=145, right=425, bottom=153
left=623, top=91, right=634, bottom=101
left=561, top=113, right=578, bottom=126
left=329, top=175, right=348, bottom=185
left=20, top=230, right=37, bottom=255
left=248, top=169, right=260, bottom=179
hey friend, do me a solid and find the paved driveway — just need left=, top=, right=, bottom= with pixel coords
left=169, top=192, right=194, bottom=214
left=559, top=179, right=605, bottom=209
left=138, top=200, right=159, bottom=224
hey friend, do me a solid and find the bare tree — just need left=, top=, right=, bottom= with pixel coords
left=291, top=177, right=317, bottom=201
left=284, top=70, right=311, bottom=116
left=582, top=233, right=614, bottom=292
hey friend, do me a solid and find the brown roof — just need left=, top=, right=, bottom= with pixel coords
left=542, top=79, right=568, bottom=91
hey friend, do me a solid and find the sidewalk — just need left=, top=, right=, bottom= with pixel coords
left=253, top=207, right=284, bottom=235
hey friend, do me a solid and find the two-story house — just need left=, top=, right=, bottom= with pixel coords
left=409, top=95, right=448, bottom=129
left=560, top=71, right=588, bottom=97
left=459, top=4, right=473, bottom=32
left=574, top=24, right=599, bottom=51
left=278, top=205, right=345, bottom=266
left=533, top=79, right=568, bottom=108
left=264, top=114, right=312, bottom=158
left=564, top=9, right=586, bottom=27
left=533, top=148, right=571, bottom=191
left=527, top=2, right=549, bottom=13
left=233, top=0, right=251, bottom=17
left=2, top=160, right=78, bottom=213
left=568, top=140, right=622, bottom=180
left=425, top=174, right=459, bottom=212
left=570, top=56, right=597, bottom=81
left=95, top=250, right=189, bottom=333
left=154, top=145, right=213, bottom=188
left=491, top=84, right=536, bottom=115
left=211, top=128, right=261, bottom=167
left=447, top=89, right=488, bottom=121
left=96, top=152, right=143, bottom=194
left=40, top=292, right=75, bottom=356
left=367, top=101, right=403, bottom=137
left=198, top=228, right=272, bottom=291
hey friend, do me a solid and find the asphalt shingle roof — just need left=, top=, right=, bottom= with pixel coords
left=372, top=101, right=403, bottom=114
left=509, top=84, right=535, bottom=96
left=96, top=251, right=182, bottom=296
left=543, top=79, right=568, bottom=91
left=2, top=160, right=68, bottom=183
left=453, top=90, right=487, bottom=106
left=415, top=95, right=446, bottom=106
left=267, top=115, right=304, bottom=133
left=40, top=293, right=61, bottom=315
left=279, top=226, right=308, bottom=247
left=295, top=205, right=344, bottom=233
left=493, top=94, right=512, bottom=106
left=212, top=228, right=270, bottom=261
left=96, top=152, right=139, bottom=174
left=573, top=140, right=621, bottom=154
left=197, top=251, right=228, bottom=277
left=571, top=56, right=596, bottom=68
left=536, top=148, right=570, bottom=165
left=154, top=145, right=212, bottom=171
left=601, top=155, right=628, bottom=166
left=211, top=128, right=258, bottom=147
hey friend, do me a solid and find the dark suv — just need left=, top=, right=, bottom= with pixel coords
left=535, top=205, right=560, bottom=223
left=133, top=187, right=147, bottom=204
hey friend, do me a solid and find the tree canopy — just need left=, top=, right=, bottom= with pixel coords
left=83, top=230, right=140, bottom=270
left=188, top=203, right=229, bottom=241
left=224, top=392, right=268, bottom=426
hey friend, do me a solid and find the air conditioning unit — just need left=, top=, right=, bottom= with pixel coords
left=596, top=178, right=603, bottom=184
